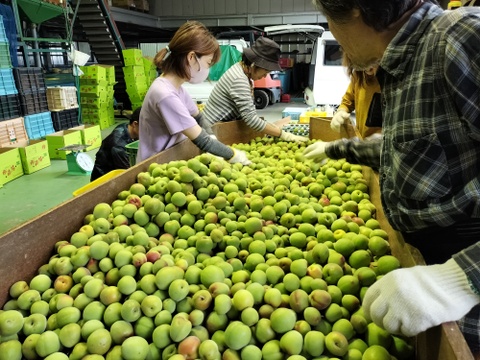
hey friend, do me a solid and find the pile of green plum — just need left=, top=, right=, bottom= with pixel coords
left=0, top=137, right=413, bottom=360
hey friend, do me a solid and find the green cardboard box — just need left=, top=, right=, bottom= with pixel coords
left=68, top=125, right=102, bottom=151
left=46, top=130, right=83, bottom=160
left=123, top=65, right=145, bottom=78
left=79, top=65, right=107, bottom=81
left=97, top=65, right=116, bottom=84
left=0, top=147, right=24, bottom=185
left=123, top=49, right=143, bottom=66
left=18, top=140, right=51, bottom=174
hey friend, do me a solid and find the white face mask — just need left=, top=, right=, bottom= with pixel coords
left=189, top=56, right=210, bottom=84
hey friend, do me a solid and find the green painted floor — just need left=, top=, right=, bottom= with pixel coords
left=0, top=120, right=125, bottom=236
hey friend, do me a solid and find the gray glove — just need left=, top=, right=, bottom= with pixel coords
left=279, top=130, right=309, bottom=142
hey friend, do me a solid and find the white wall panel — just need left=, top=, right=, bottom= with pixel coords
left=247, top=0, right=259, bottom=14
left=258, top=1, right=270, bottom=14
left=224, top=0, right=239, bottom=15
left=214, top=0, right=226, bottom=15
left=204, top=0, right=215, bottom=15
left=193, top=0, right=205, bottom=15
left=172, top=0, right=183, bottom=16
left=150, top=0, right=324, bottom=25
left=235, top=0, right=247, bottom=14
left=183, top=0, right=194, bottom=16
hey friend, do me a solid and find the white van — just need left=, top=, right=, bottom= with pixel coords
left=264, top=25, right=349, bottom=108
left=303, top=31, right=350, bottom=108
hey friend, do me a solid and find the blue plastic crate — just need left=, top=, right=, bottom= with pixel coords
left=0, top=42, right=11, bottom=68
left=23, top=111, right=54, bottom=139
left=0, top=68, right=17, bottom=95
left=281, top=107, right=308, bottom=121
left=0, top=15, right=6, bottom=43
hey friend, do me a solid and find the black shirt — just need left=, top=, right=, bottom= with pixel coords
left=90, top=123, right=134, bottom=181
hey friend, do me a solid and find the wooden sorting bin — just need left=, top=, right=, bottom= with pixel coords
left=0, top=119, right=474, bottom=360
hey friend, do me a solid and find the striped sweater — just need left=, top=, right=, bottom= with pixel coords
left=202, top=62, right=267, bottom=133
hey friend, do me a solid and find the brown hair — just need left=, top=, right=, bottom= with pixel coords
left=154, top=21, right=221, bottom=80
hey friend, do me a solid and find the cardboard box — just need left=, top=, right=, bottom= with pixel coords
left=18, top=140, right=51, bottom=174
left=123, top=65, right=145, bottom=79
left=0, top=120, right=473, bottom=360
left=134, top=0, right=149, bottom=11
left=79, top=79, right=109, bottom=87
left=112, top=0, right=135, bottom=8
left=0, top=117, right=28, bottom=148
left=122, top=49, right=143, bottom=67
left=79, top=65, right=107, bottom=81
left=45, top=130, right=82, bottom=160
left=79, top=84, right=109, bottom=96
left=0, top=147, right=23, bottom=185
left=97, top=65, right=116, bottom=84
left=67, top=124, right=101, bottom=151
left=309, top=116, right=360, bottom=141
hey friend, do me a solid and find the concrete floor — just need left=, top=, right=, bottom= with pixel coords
left=0, top=101, right=308, bottom=236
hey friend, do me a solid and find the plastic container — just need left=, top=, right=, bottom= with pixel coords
left=72, top=169, right=125, bottom=196
left=46, top=86, right=78, bottom=111
left=51, top=108, right=80, bottom=131
left=0, top=69, right=18, bottom=96
left=125, top=140, right=139, bottom=167
left=281, top=94, right=291, bottom=103
left=0, top=42, right=11, bottom=68
left=19, top=90, right=49, bottom=116
left=0, top=94, right=21, bottom=121
left=13, top=67, right=46, bottom=93
left=0, top=15, right=7, bottom=43
left=23, top=111, right=55, bottom=139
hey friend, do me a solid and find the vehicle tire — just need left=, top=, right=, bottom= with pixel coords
left=254, top=90, right=269, bottom=110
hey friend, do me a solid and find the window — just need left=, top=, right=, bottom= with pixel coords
left=324, top=40, right=342, bottom=66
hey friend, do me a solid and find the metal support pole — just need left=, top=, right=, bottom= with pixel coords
left=30, top=23, right=42, bottom=67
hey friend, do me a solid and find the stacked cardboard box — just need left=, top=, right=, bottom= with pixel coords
left=0, top=117, right=51, bottom=176
left=123, top=49, right=149, bottom=111
left=79, top=65, right=116, bottom=130
left=143, top=57, right=157, bottom=87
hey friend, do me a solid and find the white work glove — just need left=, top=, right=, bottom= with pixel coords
left=363, top=259, right=480, bottom=337
left=229, top=149, right=251, bottom=166
left=330, top=110, right=350, bottom=132
left=279, top=130, right=309, bottom=142
left=303, top=141, right=328, bottom=163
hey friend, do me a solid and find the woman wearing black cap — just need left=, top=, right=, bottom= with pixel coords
left=202, top=37, right=307, bottom=142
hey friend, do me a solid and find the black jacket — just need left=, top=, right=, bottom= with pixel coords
left=90, top=123, right=134, bottom=181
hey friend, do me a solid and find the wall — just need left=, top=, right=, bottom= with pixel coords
left=150, top=0, right=317, bottom=18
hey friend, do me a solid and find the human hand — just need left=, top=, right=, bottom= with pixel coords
left=303, top=141, right=328, bottom=163
left=229, top=149, right=251, bottom=165
left=279, top=130, right=309, bottom=142
left=331, top=110, right=350, bottom=132
left=363, top=259, right=480, bottom=337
